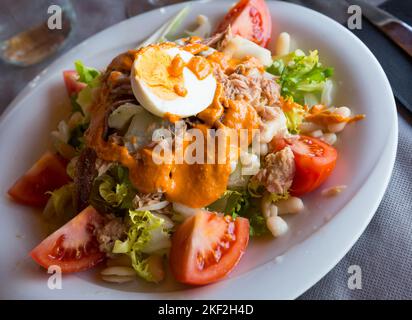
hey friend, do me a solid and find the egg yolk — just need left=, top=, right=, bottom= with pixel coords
left=134, top=47, right=186, bottom=100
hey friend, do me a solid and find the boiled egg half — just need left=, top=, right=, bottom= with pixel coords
left=131, top=44, right=217, bottom=118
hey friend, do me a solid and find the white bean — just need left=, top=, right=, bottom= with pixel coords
left=101, top=275, right=135, bottom=283
left=300, top=122, right=323, bottom=134
left=321, top=133, right=337, bottom=145
left=101, top=266, right=136, bottom=277
left=261, top=193, right=272, bottom=219
left=259, top=143, right=269, bottom=156
left=240, top=152, right=253, bottom=166
left=266, top=216, right=289, bottom=237
left=309, top=129, right=323, bottom=138
left=106, top=255, right=132, bottom=267
left=328, top=106, right=351, bottom=133
left=277, top=197, right=304, bottom=215
left=275, top=32, right=291, bottom=56
left=336, top=106, right=351, bottom=117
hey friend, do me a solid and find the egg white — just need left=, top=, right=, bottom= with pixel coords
left=131, top=47, right=217, bottom=118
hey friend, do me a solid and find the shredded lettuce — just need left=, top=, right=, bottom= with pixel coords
left=130, top=253, right=158, bottom=282
left=72, top=60, right=101, bottom=115
left=208, top=190, right=269, bottom=237
left=247, top=179, right=265, bottom=198
left=267, top=50, right=333, bottom=105
left=99, top=175, right=129, bottom=207
left=282, top=99, right=307, bottom=134
left=68, top=121, right=88, bottom=150
left=43, top=184, right=76, bottom=231
left=74, top=60, right=100, bottom=86
left=90, top=165, right=136, bottom=215
left=248, top=214, right=268, bottom=237
left=112, top=210, right=172, bottom=282
left=270, top=191, right=290, bottom=203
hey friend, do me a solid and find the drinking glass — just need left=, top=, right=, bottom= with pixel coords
left=0, top=0, right=76, bottom=66
left=126, top=0, right=190, bottom=18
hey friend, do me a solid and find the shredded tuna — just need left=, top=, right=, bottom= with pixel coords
left=203, top=26, right=233, bottom=51
left=215, top=62, right=281, bottom=119
left=133, top=192, right=164, bottom=209
left=95, top=214, right=127, bottom=256
left=252, top=146, right=296, bottom=194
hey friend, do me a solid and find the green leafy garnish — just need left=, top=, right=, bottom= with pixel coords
left=70, top=94, right=83, bottom=114
left=248, top=214, right=268, bottom=237
left=90, top=165, right=136, bottom=215
left=207, top=190, right=269, bottom=237
left=99, top=175, right=129, bottom=207
left=74, top=60, right=100, bottom=86
left=72, top=60, right=101, bottom=115
left=113, top=210, right=172, bottom=282
left=267, top=50, right=333, bottom=105
left=68, top=122, right=89, bottom=150
left=282, top=98, right=307, bottom=134
left=43, top=183, right=76, bottom=231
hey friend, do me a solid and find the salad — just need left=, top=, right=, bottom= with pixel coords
left=7, top=0, right=364, bottom=286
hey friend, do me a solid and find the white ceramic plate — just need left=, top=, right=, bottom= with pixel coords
left=0, top=0, right=397, bottom=299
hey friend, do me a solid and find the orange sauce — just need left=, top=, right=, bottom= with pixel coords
left=183, top=43, right=209, bottom=55
left=168, top=54, right=185, bottom=77
left=85, top=46, right=263, bottom=209
left=197, top=84, right=224, bottom=125
left=173, top=84, right=187, bottom=97
left=305, top=104, right=366, bottom=125
left=187, top=56, right=212, bottom=80
left=163, top=112, right=181, bottom=123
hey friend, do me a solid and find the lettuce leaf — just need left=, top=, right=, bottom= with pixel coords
left=72, top=61, right=101, bottom=115
left=74, top=60, right=100, bottom=86
left=90, top=165, right=136, bottom=215
left=267, top=50, right=333, bottom=105
left=282, top=99, right=307, bottom=134
left=112, top=210, right=172, bottom=282
left=43, top=183, right=76, bottom=231
left=68, top=121, right=88, bottom=150
left=98, top=175, right=129, bottom=207
left=208, top=190, right=269, bottom=237
left=130, top=252, right=158, bottom=282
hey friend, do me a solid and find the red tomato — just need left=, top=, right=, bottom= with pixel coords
left=215, top=0, right=272, bottom=47
left=30, top=206, right=105, bottom=273
left=63, top=70, right=86, bottom=96
left=289, top=136, right=338, bottom=196
left=8, top=152, right=71, bottom=207
left=170, top=211, right=249, bottom=285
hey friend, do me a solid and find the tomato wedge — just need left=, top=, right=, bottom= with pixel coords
left=63, top=70, right=86, bottom=97
left=215, top=0, right=272, bottom=47
left=170, top=210, right=249, bottom=285
left=8, top=152, right=71, bottom=207
left=289, top=136, right=338, bottom=196
left=30, top=206, right=105, bottom=273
